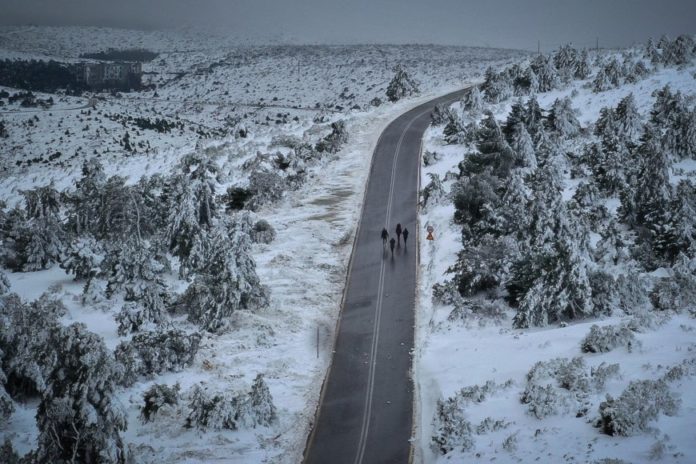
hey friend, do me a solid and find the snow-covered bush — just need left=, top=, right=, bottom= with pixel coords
left=114, top=329, right=201, bottom=387
left=141, top=382, right=180, bottom=423
left=250, top=219, right=276, bottom=244
left=386, top=64, right=419, bottom=102
left=431, top=396, right=474, bottom=455
left=246, top=170, right=286, bottom=211
left=432, top=380, right=512, bottom=454
left=35, top=323, right=126, bottom=464
left=597, top=379, right=680, bottom=436
left=422, top=150, right=443, bottom=167
left=185, top=374, right=276, bottom=431
left=431, top=103, right=454, bottom=125
left=315, top=120, right=348, bottom=154
left=420, top=173, right=445, bottom=210
left=520, top=383, right=561, bottom=419
left=591, top=363, right=621, bottom=391
left=581, top=324, right=639, bottom=353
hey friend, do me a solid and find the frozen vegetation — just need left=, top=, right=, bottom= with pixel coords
left=0, top=26, right=525, bottom=462
left=418, top=35, right=696, bottom=463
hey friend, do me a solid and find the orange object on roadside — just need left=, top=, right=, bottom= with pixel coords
left=426, top=232, right=434, bottom=240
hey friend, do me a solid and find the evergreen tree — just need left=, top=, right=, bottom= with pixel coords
left=386, top=65, right=419, bottom=102
left=553, top=45, right=578, bottom=84
left=179, top=221, right=268, bottom=332
left=481, top=67, right=512, bottom=103
left=60, top=235, right=103, bottom=281
left=530, top=54, right=560, bottom=92
left=574, top=49, right=591, bottom=79
left=546, top=97, right=581, bottom=138
left=511, top=221, right=594, bottom=328
left=594, top=220, right=630, bottom=266
left=615, top=93, right=643, bottom=142
left=524, top=96, right=545, bottom=140
left=644, top=37, right=662, bottom=65
left=509, top=122, right=537, bottom=169
left=65, top=158, right=107, bottom=236
left=249, top=374, right=277, bottom=427
left=165, top=181, right=202, bottom=273
left=502, top=98, right=526, bottom=143
left=462, top=86, right=483, bottom=115
left=35, top=324, right=126, bottom=463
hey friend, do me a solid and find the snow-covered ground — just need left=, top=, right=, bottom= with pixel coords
left=0, top=26, right=525, bottom=462
left=415, top=49, right=696, bottom=463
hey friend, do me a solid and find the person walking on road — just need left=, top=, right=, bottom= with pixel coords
left=402, top=227, right=409, bottom=246
left=389, top=237, right=396, bottom=257
left=381, top=228, right=389, bottom=249
left=395, top=223, right=402, bottom=245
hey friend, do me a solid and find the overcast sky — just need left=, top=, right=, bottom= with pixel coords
left=2, top=0, right=695, bottom=51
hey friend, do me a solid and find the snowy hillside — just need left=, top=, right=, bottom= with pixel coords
left=0, top=26, right=526, bottom=463
left=416, top=38, right=696, bottom=463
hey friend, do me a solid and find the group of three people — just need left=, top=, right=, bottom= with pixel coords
left=380, top=223, right=408, bottom=256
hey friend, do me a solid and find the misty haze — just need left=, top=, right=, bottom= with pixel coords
left=0, top=1, right=695, bottom=463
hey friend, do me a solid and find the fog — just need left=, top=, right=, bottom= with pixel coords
left=3, top=0, right=695, bottom=51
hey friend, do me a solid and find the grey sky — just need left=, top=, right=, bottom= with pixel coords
left=2, top=0, right=695, bottom=51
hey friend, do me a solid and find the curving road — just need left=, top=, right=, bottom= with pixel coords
left=304, top=87, right=471, bottom=464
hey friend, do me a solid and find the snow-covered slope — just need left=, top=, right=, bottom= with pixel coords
left=416, top=40, right=696, bottom=463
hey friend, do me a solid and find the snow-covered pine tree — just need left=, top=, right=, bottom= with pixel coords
left=20, top=183, right=64, bottom=271
left=35, top=323, right=126, bottom=464
left=179, top=221, right=268, bottom=332
left=652, top=180, right=696, bottom=263
left=509, top=122, right=537, bottom=169
left=0, top=295, right=66, bottom=399
left=103, top=238, right=168, bottom=299
left=644, top=37, right=662, bottom=65
left=502, top=98, right=526, bottom=143
left=546, top=97, right=581, bottom=138
left=65, top=158, right=107, bottom=237
left=462, top=86, right=483, bottom=115
left=0, top=271, right=9, bottom=295
left=524, top=96, right=545, bottom=141
left=165, top=181, right=203, bottom=275
left=615, top=93, right=643, bottom=142
left=249, top=374, right=277, bottom=427
left=513, top=65, right=538, bottom=96
left=481, top=67, right=512, bottom=103
left=386, top=64, right=419, bottom=102
left=431, top=104, right=453, bottom=126
left=594, top=220, right=630, bottom=266
left=115, top=329, right=201, bottom=386
left=512, top=228, right=594, bottom=328
left=530, top=54, right=560, bottom=92
left=443, top=111, right=466, bottom=144
left=620, top=124, right=672, bottom=227
left=574, top=48, right=591, bottom=80
left=553, top=44, right=578, bottom=84
left=60, top=235, right=103, bottom=281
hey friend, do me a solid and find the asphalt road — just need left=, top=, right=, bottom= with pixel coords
left=303, top=87, right=471, bottom=464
